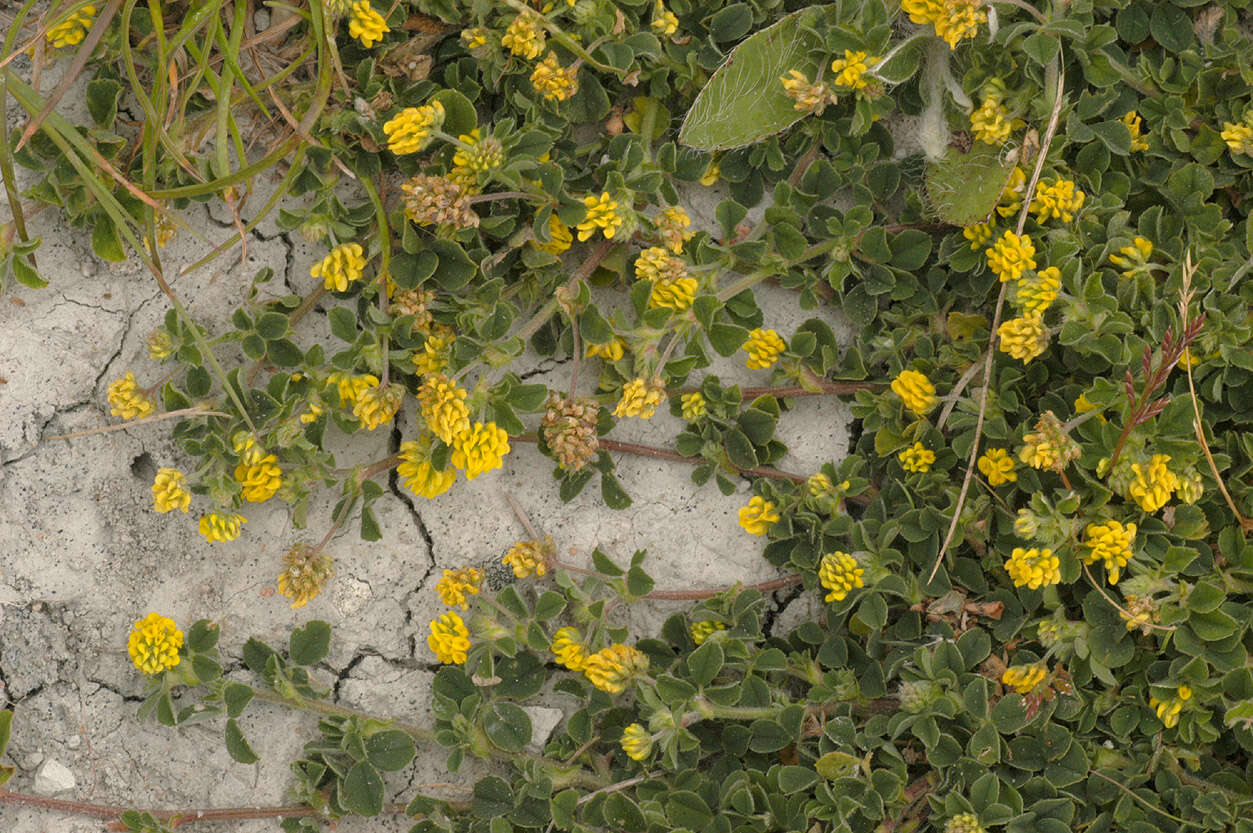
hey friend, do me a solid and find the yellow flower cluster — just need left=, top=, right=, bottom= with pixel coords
left=551, top=626, right=587, bottom=670
left=898, top=442, right=935, bottom=473
left=691, top=620, right=725, bottom=645
left=1001, top=664, right=1046, bottom=695
left=613, top=377, right=666, bottom=419
left=998, top=314, right=1049, bottom=363
left=985, top=230, right=1036, bottom=282
left=1123, top=111, right=1149, bottom=152
left=1074, top=392, right=1105, bottom=423
left=127, top=612, right=183, bottom=675
left=1004, top=546, right=1059, bottom=590
left=1019, top=412, right=1077, bottom=472
left=582, top=643, right=649, bottom=694
left=383, top=101, right=445, bottom=155
left=461, top=27, right=489, bottom=49
left=436, top=567, right=484, bottom=609
left=651, top=0, right=678, bottom=36
left=577, top=192, right=624, bottom=241
left=1083, top=520, right=1136, bottom=584
left=108, top=372, right=156, bottom=420
left=1109, top=237, right=1153, bottom=278
left=398, top=436, right=457, bottom=499
left=347, top=1, right=389, bottom=48
left=738, top=496, right=779, bottom=536
left=636, top=247, right=697, bottom=311
left=199, top=511, right=246, bottom=542
left=533, top=214, right=574, bottom=255
left=742, top=328, right=786, bottom=369
left=46, top=5, right=96, bottom=48
left=963, top=220, right=994, bottom=251
left=818, top=551, right=865, bottom=603
left=808, top=472, right=834, bottom=498
left=353, top=382, right=402, bottom=430
left=970, top=96, right=1011, bottom=145
left=1150, top=685, right=1191, bottom=728
left=312, top=242, right=366, bottom=292
left=996, top=166, right=1027, bottom=218
left=1015, top=266, right=1060, bottom=314
left=502, top=13, right=545, bottom=60
left=235, top=446, right=282, bottom=503
left=1127, top=454, right=1178, bottom=512
left=152, top=468, right=191, bottom=514
left=680, top=392, right=707, bottom=421
left=329, top=372, right=377, bottom=407
left=504, top=538, right=551, bottom=578
left=451, top=422, right=510, bottom=480
left=945, top=813, right=986, bottom=833
left=1030, top=178, right=1085, bottom=223
left=531, top=52, right=579, bottom=101
left=655, top=206, right=693, bottom=253
left=977, top=448, right=1017, bottom=486
left=890, top=369, right=936, bottom=416
left=900, top=0, right=986, bottom=49
left=428, top=612, right=470, bottom=664
left=1221, top=121, right=1253, bottom=156
left=418, top=373, right=471, bottom=445
left=1121, top=594, right=1158, bottom=633
left=413, top=330, right=454, bottom=376
left=620, top=723, right=653, bottom=761
left=587, top=337, right=626, bottom=362
left=449, top=130, right=504, bottom=193
left=278, top=543, right=334, bottom=609
left=829, top=50, right=877, bottom=90
left=147, top=328, right=175, bottom=360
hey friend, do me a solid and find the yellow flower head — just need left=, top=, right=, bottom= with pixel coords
left=418, top=373, right=472, bottom=445
left=691, top=620, right=725, bottom=645
left=945, top=813, right=986, bottom=833
left=328, top=372, right=378, bottom=407
left=637, top=247, right=697, bottom=310
left=452, top=129, right=504, bottom=177
left=1123, top=111, right=1148, bottom=152
left=436, top=567, right=484, bottom=609
left=901, top=0, right=986, bottom=49
left=899, top=442, right=936, bottom=473
left=1083, top=520, right=1136, bottom=584
left=428, top=612, right=470, bottom=664
left=451, top=421, right=510, bottom=480
left=1001, top=663, right=1046, bottom=695
left=300, top=401, right=323, bottom=424
left=353, top=382, right=403, bottom=431
left=620, top=723, right=653, bottom=761
left=1176, top=469, right=1204, bottom=504
left=651, top=0, right=678, bottom=36
left=1004, top=546, right=1059, bottom=590
left=996, top=166, right=1027, bottom=218
left=277, top=542, right=334, bottom=609
left=311, top=242, right=367, bottom=292
left=347, top=1, right=390, bottom=48
left=613, top=377, right=666, bottom=419
left=700, top=159, right=721, bottom=186
left=551, top=626, right=587, bottom=670
left=655, top=206, right=693, bottom=253
left=1030, top=178, right=1085, bottom=224
left=738, top=496, right=779, bottom=536
left=830, top=50, right=878, bottom=91
left=127, top=612, right=183, bottom=675
left=1109, top=236, right=1154, bottom=278
left=577, top=192, right=624, bottom=241
left=1221, top=121, right=1253, bottom=156
left=742, top=327, right=786, bottom=369
left=680, top=392, right=707, bottom=421
left=582, top=643, right=649, bottom=694
left=461, top=27, right=489, bottom=49
left=46, top=5, right=96, bottom=49
left=235, top=452, right=282, bottom=503
left=1074, top=392, right=1105, bottom=423
left=1150, top=685, right=1192, bottom=728
left=970, top=96, right=1011, bottom=145
left=977, top=448, right=1017, bottom=486
left=504, top=537, right=552, bottom=578
left=147, top=328, right=175, bottom=360
left=1120, top=593, right=1158, bottom=633
left=586, top=336, right=626, bottom=362
left=818, top=551, right=865, bottom=603
left=1127, top=454, right=1178, bottom=513
left=891, top=369, right=936, bottom=416
left=502, top=13, right=545, bottom=60
left=531, top=51, right=579, bottom=101
left=998, top=314, right=1049, bottom=363
left=1015, top=266, right=1061, bottom=314
left=1018, top=411, right=1078, bottom=472
left=398, top=436, right=458, bottom=499
left=107, top=371, right=156, bottom=420
left=413, top=330, right=455, bottom=377
left=152, top=468, right=192, bottom=514
left=532, top=213, right=574, bottom=255
left=963, top=220, right=995, bottom=251
left=985, top=230, right=1036, bottom=282
left=199, top=512, right=246, bottom=542
left=383, top=101, right=446, bottom=155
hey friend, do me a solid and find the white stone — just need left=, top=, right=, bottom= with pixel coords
left=32, top=759, right=76, bottom=795
left=522, top=706, right=565, bottom=753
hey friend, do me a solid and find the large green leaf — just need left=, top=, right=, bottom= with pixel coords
left=679, top=7, right=826, bottom=150
left=924, top=145, right=1017, bottom=227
